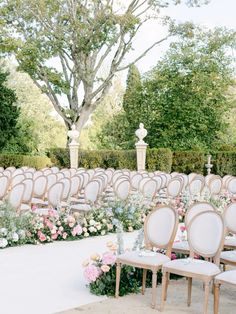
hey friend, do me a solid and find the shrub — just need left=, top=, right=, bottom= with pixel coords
left=0, top=154, right=51, bottom=169
left=146, top=148, right=172, bottom=172
left=212, top=151, right=236, bottom=176
left=172, top=151, right=206, bottom=174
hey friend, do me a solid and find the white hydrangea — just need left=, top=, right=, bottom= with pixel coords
left=0, top=228, right=8, bottom=236
left=0, top=238, right=8, bottom=248
left=12, top=232, right=19, bottom=242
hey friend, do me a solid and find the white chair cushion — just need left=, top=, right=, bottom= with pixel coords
left=224, top=236, right=236, bottom=248
left=163, top=258, right=221, bottom=277
left=70, top=204, right=91, bottom=212
left=35, top=208, right=49, bottom=215
left=20, top=204, right=31, bottom=211
left=172, top=241, right=190, bottom=252
left=117, top=251, right=170, bottom=268
left=215, top=270, right=236, bottom=285
left=31, top=198, right=47, bottom=205
left=220, top=250, right=236, bottom=263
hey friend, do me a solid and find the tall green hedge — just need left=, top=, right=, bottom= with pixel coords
left=172, top=151, right=206, bottom=174
left=146, top=148, right=172, bottom=172
left=0, top=154, right=51, bottom=169
left=211, top=151, right=236, bottom=176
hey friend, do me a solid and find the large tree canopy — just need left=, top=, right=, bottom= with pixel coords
left=0, top=68, right=19, bottom=150
left=0, top=0, right=207, bottom=136
left=99, top=27, right=236, bottom=150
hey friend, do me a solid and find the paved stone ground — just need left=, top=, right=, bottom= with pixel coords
left=58, top=277, right=236, bottom=314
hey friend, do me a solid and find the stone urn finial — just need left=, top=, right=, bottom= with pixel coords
left=135, top=123, right=147, bottom=144
left=67, top=124, right=80, bottom=144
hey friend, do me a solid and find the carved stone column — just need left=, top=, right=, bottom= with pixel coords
left=135, top=123, right=148, bottom=171
left=67, top=124, right=80, bottom=169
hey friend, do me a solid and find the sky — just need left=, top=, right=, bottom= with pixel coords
left=128, top=0, right=236, bottom=73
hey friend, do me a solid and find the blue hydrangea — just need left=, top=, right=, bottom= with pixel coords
left=115, top=207, right=123, bottom=214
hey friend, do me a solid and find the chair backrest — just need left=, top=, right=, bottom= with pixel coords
left=24, top=172, right=33, bottom=179
left=185, top=202, right=216, bottom=227
left=139, top=177, right=151, bottom=192
left=208, top=176, right=222, bottom=195
left=70, top=176, right=82, bottom=196
left=0, top=175, right=10, bottom=199
left=188, top=175, right=205, bottom=195
left=33, top=175, right=48, bottom=198
left=56, top=172, right=65, bottom=181
left=11, top=174, right=25, bottom=187
left=46, top=174, right=57, bottom=190
left=224, top=203, right=236, bottom=234
left=227, top=177, right=236, bottom=195
left=130, top=173, right=143, bottom=190
left=51, top=166, right=59, bottom=173
left=59, top=178, right=71, bottom=200
left=47, top=182, right=64, bottom=208
left=167, top=177, right=183, bottom=198
left=84, top=180, right=100, bottom=203
left=142, top=179, right=158, bottom=199
left=152, top=175, right=163, bottom=191
left=223, top=175, right=232, bottom=188
left=81, top=172, right=90, bottom=188
left=188, top=211, right=225, bottom=263
left=188, top=172, right=197, bottom=183
left=33, top=171, right=43, bottom=180
left=144, top=205, right=178, bottom=257
left=8, top=183, right=25, bottom=210
left=114, top=179, right=130, bottom=201
left=22, top=179, right=34, bottom=204
left=12, top=168, right=24, bottom=177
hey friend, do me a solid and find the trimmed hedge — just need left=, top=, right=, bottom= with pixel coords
left=0, top=154, right=51, bottom=169
left=211, top=151, right=236, bottom=176
left=146, top=148, right=172, bottom=172
left=172, top=151, right=206, bottom=174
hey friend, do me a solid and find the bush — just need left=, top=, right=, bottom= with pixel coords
left=0, top=154, right=51, bottom=169
left=172, top=151, right=206, bottom=174
left=212, top=151, right=236, bottom=176
left=146, top=148, right=172, bottom=172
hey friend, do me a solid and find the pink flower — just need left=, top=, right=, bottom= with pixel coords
left=48, top=209, right=58, bottom=218
left=31, top=205, right=37, bottom=212
left=84, top=265, right=101, bottom=282
left=44, top=219, right=54, bottom=230
left=171, top=253, right=177, bottom=260
left=180, top=226, right=186, bottom=233
left=37, top=231, right=46, bottom=242
left=62, top=232, right=68, bottom=239
left=102, top=252, right=116, bottom=265
left=72, top=224, right=82, bottom=237
left=101, top=265, right=110, bottom=272
left=51, top=233, right=58, bottom=240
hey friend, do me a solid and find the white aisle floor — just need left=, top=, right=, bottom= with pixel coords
left=0, top=232, right=137, bottom=314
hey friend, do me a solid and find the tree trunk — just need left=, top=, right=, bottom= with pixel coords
left=76, top=104, right=94, bottom=134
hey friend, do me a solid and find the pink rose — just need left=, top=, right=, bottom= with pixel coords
left=62, top=232, right=68, bottom=239
left=180, top=226, right=186, bottom=233
left=51, top=233, right=58, bottom=240
left=72, top=224, right=82, bottom=237
left=84, top=265, right=101, bottom=283
left=44, top=219, right=54, bottom=230
left=102, top=252, right=116, bottom=265
left=37, top=231, right=46, bottom=242
left=171, top=253, right=177, bottom=260
left=31, top=205, right=37, bottom=212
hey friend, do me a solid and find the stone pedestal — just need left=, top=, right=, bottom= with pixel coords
left=135, top=142, right=148, bottom=171
left=67, top=124, right=80, bottom=169
left=135, top=123, right=148, bottom=171
left=69, top=142, right=79, bottom=169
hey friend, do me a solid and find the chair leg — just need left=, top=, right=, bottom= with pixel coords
left=214, top=283, right=220, bottom=314
left=115, top=262, right=121, bottom=298
left=187, top=277, right=192, bottom=307
left=160, top=271, right=168, bottom=312
left=142, top=269, right=147, bottom=295
left=164, top=272, right=169, bottom=301
left=151, top=270, right=157, bottom=309
left=203, top=282, right=210, bottom=314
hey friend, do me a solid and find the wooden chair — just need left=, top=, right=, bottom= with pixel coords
left=214, top=270, right=236, bottom=314
left=115, top=205, right=178, bottom=309
left=161, top=210, right=225, bottom=314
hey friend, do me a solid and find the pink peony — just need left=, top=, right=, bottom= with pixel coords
left=37, top=231, right=46, bottom=242
left=44, top=219, right=54, bottom=230
left=102, top=252, right=116, bottom=265
left=72, top=224, right=82, bottom=237
left=51, top=233, right=58, bottom=240
left=171, top=253, right=177, bottom=260
left=84, top=265, right=101, bottom=283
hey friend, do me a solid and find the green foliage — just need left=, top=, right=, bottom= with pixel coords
left=146, top=148, right=172, bottom=172
left=0, top=68, right=19, bottom=151
left=0, top=154, right=51, bottom=169
left=172, top=151, right=205, bottom=174
left=211, top=151, right=236, bottom=176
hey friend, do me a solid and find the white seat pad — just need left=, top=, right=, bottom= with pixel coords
left=32, top=198, right=47, bottom=205
left=215, top=270, right=236, bottom=285
left=172, top=241, right=190, bottom=251
left=35, top=208, right=49, bottom=215
left=163, top=258, right=221, bottom=277
left=220, top=250, right=236, bottom=263
left=20, top=204, right=31, bottom=211
left=70, top=204, right=91, bottom=212
left=224, top=236, right=236, bottom=248
left=117, top=251, right=170, bottom=267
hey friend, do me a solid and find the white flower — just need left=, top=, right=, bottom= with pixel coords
left=51, top=228, right=57, bottom=235
left=0, top=238, right=8, bottom=248
left=0, top=228, right=7, bottom=236
left=101, top=230, right=106, bottom=236
left=89, top=226, right=97, bottom=233
left=84, top=232, right=89, bottom=237
left=11, top=232, right=19, bottom=242
left=96, top=225, right=101, bottom=231
left=18, top=230, right=26, bottom=239
left=89, top=219, right=96, bottom=226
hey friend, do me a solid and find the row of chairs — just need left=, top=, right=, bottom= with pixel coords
left=115, top=202, right=236, bottom=314
left=0, top=166, right=236, bottom=213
